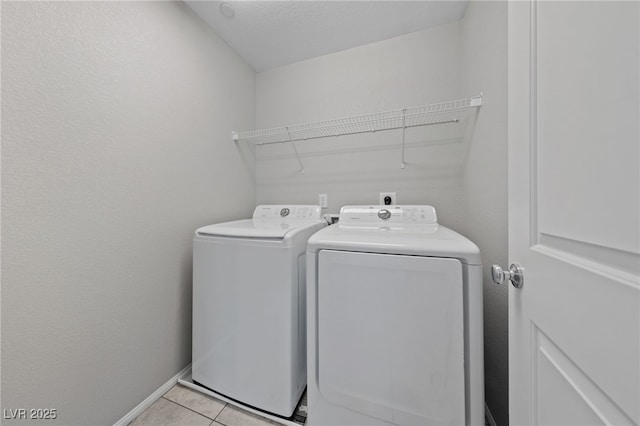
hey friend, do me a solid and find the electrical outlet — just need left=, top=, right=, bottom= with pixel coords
left=379, top=192, right=396, bottom=206
left=319, top=193, right=328, bottom=209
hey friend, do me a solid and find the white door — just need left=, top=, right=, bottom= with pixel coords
left=508, top=2, right=639, bottom=425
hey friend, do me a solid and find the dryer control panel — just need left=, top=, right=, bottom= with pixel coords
left=338, top=205, right=438, bottom=225
left=253, top=205, right=323, bottom=221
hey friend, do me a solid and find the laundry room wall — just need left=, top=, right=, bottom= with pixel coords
left=460, top=2, right=509, bottom=425
left=1, top=2, right=255, bottom=425
left=254, top=5, right=509, bottom=424
left=254, top=22, right=466, bottom=230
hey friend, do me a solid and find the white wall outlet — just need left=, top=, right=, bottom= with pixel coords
left=319, top=193, right=328, bottom=209
left=379, top=192, right=396, bottom=206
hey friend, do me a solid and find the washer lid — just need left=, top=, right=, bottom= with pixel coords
left=197, top=218, right=323, bottom=239
left=307, top=205, right=481, bottom=265
left=196, top=205, right=324, bottom=239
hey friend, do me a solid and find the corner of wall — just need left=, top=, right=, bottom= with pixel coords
left=460, top=2, right=509, bottom=426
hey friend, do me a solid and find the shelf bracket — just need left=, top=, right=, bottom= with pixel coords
left=286, top=127, right=304, bottom=174
left=400, top=109, right=407, bottom=169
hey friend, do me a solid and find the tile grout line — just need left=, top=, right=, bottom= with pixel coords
left=212, top=403, right=224, bottom=423
left=212, top=401, right=229, bottom=424
left=160, top=396, right=229, bottom=423
left=212, top=402, right=279, bottom=426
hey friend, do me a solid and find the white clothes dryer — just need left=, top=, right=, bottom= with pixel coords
left=192, top=205, right=326, bottom=417
left=306, top=205, right=484, bottom=426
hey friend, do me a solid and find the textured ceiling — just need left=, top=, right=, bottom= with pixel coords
left=185, top=1, right=468, bottom=72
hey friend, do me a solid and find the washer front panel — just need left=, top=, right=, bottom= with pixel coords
left=192, top=238, right=302, bottom=416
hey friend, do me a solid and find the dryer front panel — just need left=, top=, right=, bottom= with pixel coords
left=316, top=250, right=465, bottom=426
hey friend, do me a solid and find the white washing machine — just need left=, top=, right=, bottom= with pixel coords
left=192, top=205, right=326, bottom=417
left=306, top=205, right=484, bottom=426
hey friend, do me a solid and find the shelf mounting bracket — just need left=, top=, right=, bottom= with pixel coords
left=400, top=109, right=407, bottom=169
left=286, top=127, right=304, bottom=174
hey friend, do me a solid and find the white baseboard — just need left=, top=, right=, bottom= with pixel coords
left=485, top=402, right=497, bottom=426
left=113, top=364, right=192, bottom=426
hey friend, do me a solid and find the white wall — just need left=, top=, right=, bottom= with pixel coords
left=461, top=3, right=509, bottom=426
left=1, top=2, right=255, bottom=425
left=255, top=22, right=466, bottom=230
left=255, top=7, right=509, bottom=424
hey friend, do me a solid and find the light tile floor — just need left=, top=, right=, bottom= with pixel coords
left=129, top=384, right=486, bottom=426
left=129, top=384, right=281, bottom=426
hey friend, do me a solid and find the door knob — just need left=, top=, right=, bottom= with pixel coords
left=491, top=264, right=524, bottom=288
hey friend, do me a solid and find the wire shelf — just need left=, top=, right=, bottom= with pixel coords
left=232, top=95, right=481, bottom=145
left=232, top=95, right=481, bottom=173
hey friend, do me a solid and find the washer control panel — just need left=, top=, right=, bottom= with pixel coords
left=339, top=205, right=438, bottom=225
left=253, top=205, right=323, bottom=220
